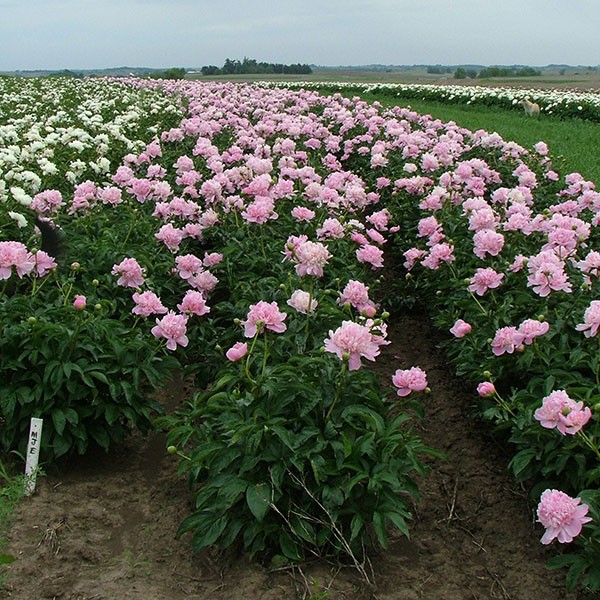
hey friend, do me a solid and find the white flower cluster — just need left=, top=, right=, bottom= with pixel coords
left=0, top=77, right=183, bottom=207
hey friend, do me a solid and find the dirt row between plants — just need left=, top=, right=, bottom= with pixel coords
left=1, top=312, right=577, bottom=600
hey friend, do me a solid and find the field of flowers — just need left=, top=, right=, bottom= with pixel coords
left=1, top=76, right=599, bottom=592
left=261, top=80, right=600, bottom=122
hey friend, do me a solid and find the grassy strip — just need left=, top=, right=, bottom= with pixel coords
left=0, top=462, right=27, bottom=586
left=358, top=92, right=600, bottom=185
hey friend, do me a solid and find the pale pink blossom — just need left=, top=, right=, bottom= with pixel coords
left=403, top=247, right=427, bottom=270
left=338, top=280, right=375, bottom=313
left=356, top=244, right=384, bottom=269
left=316, top=218, right=345, bottom=240
left=226, top=341, right=248, bottom=362
left=177, top=290, right=210, bottom=316
left=175, top=254, right=204, bottom=280
left=33, top=251, right=57, bottom=277
left=155, top=223, right=185, bottom=251
left=112, top=257, right=144, bottom=288
left=468, top=268, right=504, bottom=296
left=472, top=230, right=505, bottom=259
left=132, top=291, right=168, bottom=316
left=151, top=311, right=189, bottom=351
left=527, top=250, right=572, bottom=297
left=0, top=241, right=35, bottom=279
left=477, top=382, right=496, bottom=397
left=518, top=319, right=550, bottom=344
left=491, top=326, right=525, bottom=356
left=294, top=240, right=331, bottom=277
left=392, top=367, right=428, bottom=397
left=421, top=243, right=455, bottom=270
left=242, top=301, right=287, bottom=337
left=203, top=252, right=223, bottom=267
left=287, top=289, right=317, bottom=314
left=189, top=271, right=219, bottom=296
left=575, top=301, right=600, bottom=337
left=73, top=295, right=87, bottom=310
left=534, top=390, right=592, bottom=435
left=324, top=320, right=386, bottom=371
left=291, top=206, right=316, bottom=222
left=450, top=319, right=472, bottom=338
left=537, top=489, right=592, bottom=544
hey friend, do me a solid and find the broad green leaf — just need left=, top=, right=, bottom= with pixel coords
left=246, top=483, right=271, bottom=521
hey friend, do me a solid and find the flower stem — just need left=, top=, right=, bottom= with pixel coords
left=325, top=362, right=347, bottom=421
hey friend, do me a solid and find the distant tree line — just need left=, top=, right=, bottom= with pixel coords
left=149, top=67, right=187, bottom=80
left=454, top=66, right=541, bottom=80
left=200, top=57, right=312, bottom=76
left=426, top=65, right=454, bottom=74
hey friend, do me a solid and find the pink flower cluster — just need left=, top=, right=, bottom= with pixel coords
left=490, top=318, right=549, bottom=356
left=534, top=390, right=592, bottom=435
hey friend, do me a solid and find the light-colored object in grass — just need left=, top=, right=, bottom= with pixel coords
left=520, top=98, right=540, bottom=117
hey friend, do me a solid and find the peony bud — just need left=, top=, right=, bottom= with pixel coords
left=73, top=295, right=87, bottom=310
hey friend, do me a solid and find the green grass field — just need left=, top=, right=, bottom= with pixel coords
left=357, top=92, right=600, bottom=185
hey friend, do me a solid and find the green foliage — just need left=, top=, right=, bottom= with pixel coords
left=0, top=461, right=27, bottom=586
left=149, top=68, right=187, bottom=80
left=0, top=295, right=178, bottom=461
left=164, top=350, right=431, bottom=562
left=200, top=57, right=312, bottom=76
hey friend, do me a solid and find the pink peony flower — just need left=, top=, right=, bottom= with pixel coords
left=189, top=270, right=219, bottom=297
left=175, top=254, right=204, bottom=280
left=356, top=244, right=384, bottom=269
left=468, top=268, right=504, bottom=296
left=155, top=223, right=185, bottom=251
left=472, top=230, right=505, bottom=259
left=392, top=367, right=428, bottom=397
left=226, top=341, right=248, bottom=362
left=73, top=295, right=87, bottom=310
left=291, top=206, right=316, bottom=222
left=132, top=291, right=168, bottom=317
left=287, top=289, right=317, bottom=314
left=534, top=390, right=592, bottom=435
left=33, top=250, right=57, bottom=277
left=293, top=240, right=331, bottom=278
left=518, top=319, right=550, bottom=344
left=242, top=301, right=287, bottom=337
left=112, top=257, right=144, bottom=288
left=421, top=242, right=455, bottom=270
left=576, top=301, right=600, bottom=338
left=324, top=320, right=386, bottom=371
left=0, top=241, right=35, bottom=279
left=477, top=381, right=496, bottom=397
left=537, top=489, right=592, bottom=544
left=338, top=280, right=375, bottom=313
left=151, top=311, right=189, bottom=351
left=490, top=326, right=525, bottom=356
left=203, top=252, right=223, bottom=267
left=450, top=319, right=472, bottom=338
left=177, top=290, right=210, bottom=316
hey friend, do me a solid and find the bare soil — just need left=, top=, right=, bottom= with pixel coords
left=1, top=313, right=578, bottom=600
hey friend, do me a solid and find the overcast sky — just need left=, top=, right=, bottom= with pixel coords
left=1, top=0, right=599, bottom=71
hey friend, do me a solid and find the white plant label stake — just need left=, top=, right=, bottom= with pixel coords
left=24, top=417, right=43, bottom=496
